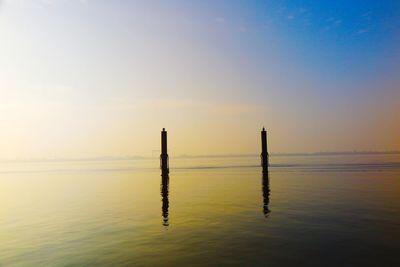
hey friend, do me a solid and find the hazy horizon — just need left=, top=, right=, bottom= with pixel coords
left=1, top=0, right=399, bottom=159
left=1, top=150, right=400, bottom=163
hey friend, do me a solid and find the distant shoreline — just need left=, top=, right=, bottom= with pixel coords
left=177, top=151, right=400, bottom=158
left=0, top=151, right=399, bottom=163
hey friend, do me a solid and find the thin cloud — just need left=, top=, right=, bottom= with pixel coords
left=356, top=29, right=369, bottom=35
left=299, top=7, right=308, bottom=13
left=215, top=16, right=225, bottom=24
left=334, top=19, right=342, bottom=25
left=239, top=25, right=248, bottom=32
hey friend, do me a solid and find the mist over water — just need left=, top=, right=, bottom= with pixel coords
left=1, top=154, right=399, bottom=266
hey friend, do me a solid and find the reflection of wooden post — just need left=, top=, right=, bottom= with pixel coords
left=262, top=171, right=270, bottom=217
left=161, top=173, right=169, bottom=226
left=261, top=127, right=269, bottom=172
left=160, top=128, right=169, bottom=174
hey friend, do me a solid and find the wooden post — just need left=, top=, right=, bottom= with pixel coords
left=261, top=127, right=269, bottom=172
left=160, top=128, right=169, bottom=174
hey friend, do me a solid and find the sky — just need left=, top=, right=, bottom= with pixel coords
left=0, top=0, right=399, bottom=158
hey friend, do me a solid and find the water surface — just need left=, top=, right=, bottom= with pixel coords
left=1, top=154, right=399, bottom=266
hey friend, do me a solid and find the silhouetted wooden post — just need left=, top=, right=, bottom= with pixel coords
left=160, top=128, right=169, bottom=174
left=261, top=127, right=269, bottom=172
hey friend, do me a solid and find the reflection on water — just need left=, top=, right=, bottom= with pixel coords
left=1, top=154, right=400, bottom=266
left=161, top=173, right=170, bottom=227
left=262, top=171, right=270, bottom=218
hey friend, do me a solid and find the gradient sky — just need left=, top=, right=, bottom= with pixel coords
left=0, top=0, right=399, bottom=158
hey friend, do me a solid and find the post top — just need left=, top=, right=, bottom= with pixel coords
left=262, top=127, right=265, bottom=131
left=162, top=128, right=165, bottom=131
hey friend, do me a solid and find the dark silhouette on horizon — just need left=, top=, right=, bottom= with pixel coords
left=261, top=128, right=271, bottom=217
left=261, top=127, right=269, bottom=173
left=160, top=128, right=169, bottom=175
left=161, top=173, right=170, bottom=227
left=262, top=170, right=270, bottom=218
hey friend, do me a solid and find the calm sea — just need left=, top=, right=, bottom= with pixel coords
left=1, top=154, right=399, bottom=266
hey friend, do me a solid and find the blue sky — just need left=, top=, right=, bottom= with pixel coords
left=0, top=0, right=399, bottom=158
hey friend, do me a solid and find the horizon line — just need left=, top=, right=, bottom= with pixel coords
left=1, top=151, right=399, bottom=163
